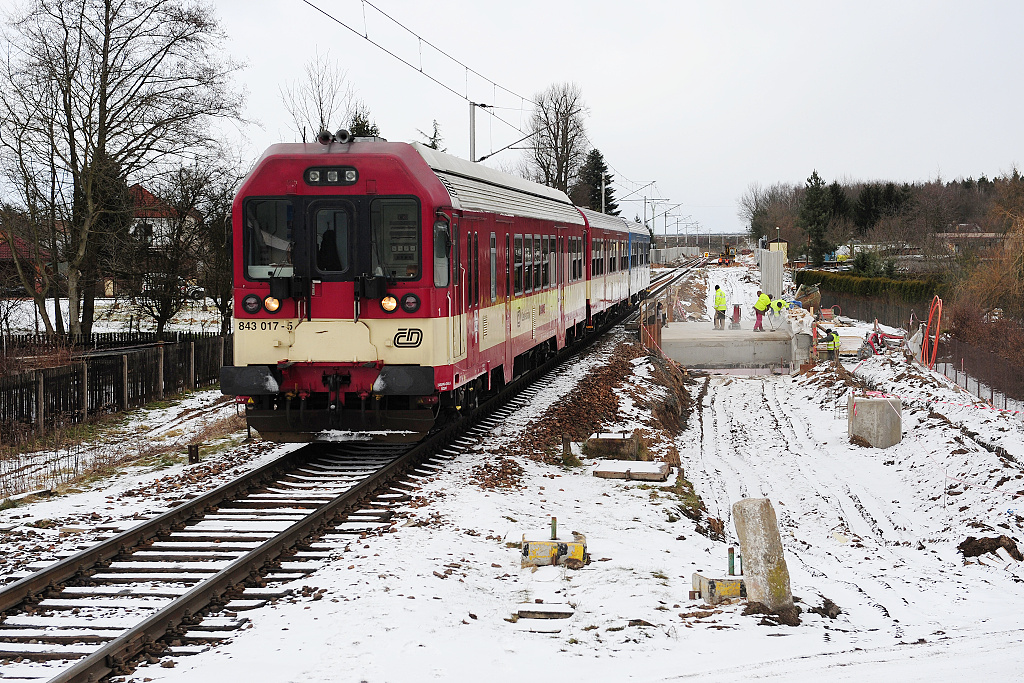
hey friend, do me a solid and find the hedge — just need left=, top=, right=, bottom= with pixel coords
left=794, top=270, right=946, bottom=304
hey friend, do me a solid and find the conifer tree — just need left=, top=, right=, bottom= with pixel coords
left=570, top=149, right=619, bottom=214
left=798, top=170, right=834, bottom=266
left=349, top=103, right=380, bottom=137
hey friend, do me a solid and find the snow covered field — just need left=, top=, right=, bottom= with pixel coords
left=3, top=264, right=1024, bottom=682
left=2, top=297, right=223, bottom=335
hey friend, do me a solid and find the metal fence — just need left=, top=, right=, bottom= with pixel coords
left=0, top=335, right=232, bottom=445
left=936, top=337, right=1024, bottom=409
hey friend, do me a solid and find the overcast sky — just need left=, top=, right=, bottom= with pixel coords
left=212, top=0, right=1023, bottom=235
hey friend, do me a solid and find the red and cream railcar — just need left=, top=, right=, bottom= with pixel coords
left=220, top=135, right=650, bottom=441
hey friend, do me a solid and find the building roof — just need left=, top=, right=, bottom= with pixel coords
left=0, top=233, right=49, bottom=261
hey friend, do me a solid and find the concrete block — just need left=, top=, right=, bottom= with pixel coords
left=731, top=498, right=795, bottom=613
left=516, top=602, right=574, bottom=619
left=584, top=433, right=641, bottom=460
left=848, top=395, right=902, bottom=448
left=691, top=572, right=746, bottom=605
left=592, top=460, right=670, bottom=482
left=521, top=533, right=587, bottom=568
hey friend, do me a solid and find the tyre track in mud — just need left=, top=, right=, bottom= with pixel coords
left=686, top=376, right=917, bottom=633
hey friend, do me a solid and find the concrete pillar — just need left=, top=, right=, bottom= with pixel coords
left=848, top=395, right=902, bottom=448
left=732, top=498, right=795, bottom=614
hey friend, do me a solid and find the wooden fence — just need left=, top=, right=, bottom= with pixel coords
left=0, top=336, right=232, bottom=445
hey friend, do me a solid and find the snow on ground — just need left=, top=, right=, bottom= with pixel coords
left=4, top=268, right=1024, bottom=681
left=3, top=297, right=223, bottom=334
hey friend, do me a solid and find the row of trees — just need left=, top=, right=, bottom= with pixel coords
left=739, top=169, right=1024, bottom=268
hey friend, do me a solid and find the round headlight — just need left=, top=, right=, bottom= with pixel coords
left=308, top=170, right=320, bottom=183
left=380, top=295, right=398, bottom=313
left=400, top=293, right=420, bottom=313
left=263, top=296, right=281, bottom=313
left=241, top=294, right=262, bottom=315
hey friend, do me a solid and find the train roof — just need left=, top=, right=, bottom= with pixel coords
left=411, top=143, right=585, bottom=226
left=578, top=207, right=650, bottom=238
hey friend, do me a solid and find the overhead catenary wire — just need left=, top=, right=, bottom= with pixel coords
left=302, top=0, right=660, bottom=198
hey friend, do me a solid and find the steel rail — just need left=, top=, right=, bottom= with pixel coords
left=3, top=291, right=656, bottom=682
left=0, top=448, right=313, bottom=617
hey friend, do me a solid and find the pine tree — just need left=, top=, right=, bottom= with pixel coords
left=570, top=149, right=618, bottom=214
left=416, top=120, right=445, bottom=151
left=349, top=103, right=380, bottom=137
left=798, top=170, right=834, bottom=266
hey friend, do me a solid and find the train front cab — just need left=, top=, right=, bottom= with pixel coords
left=221, top=142, right=459, bottom=441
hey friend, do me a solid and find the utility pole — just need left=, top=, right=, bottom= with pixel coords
left=469, top=102, right=490, bottom=162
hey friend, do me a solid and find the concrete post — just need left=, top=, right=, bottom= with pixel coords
left=732, top=498, right=795, bottom=615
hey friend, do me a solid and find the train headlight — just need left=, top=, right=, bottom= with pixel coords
left=263, top=296, right=281, bottom=313
left=400, top=293, right=420, bottom=313
left=327, top=170, right=339, bottom=182
left=344, top=169, right=358, bottom=182
left=308, top=170, right=320, bottom=183
left=380, top=295, right=398, bottom=313
left=241, top=294, right=262, bottom=315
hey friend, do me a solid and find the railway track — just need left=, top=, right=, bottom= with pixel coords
left=0, top=267, right=701, bottom=683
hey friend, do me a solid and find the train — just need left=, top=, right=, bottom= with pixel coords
left=219, top=131, right=651, bottom=441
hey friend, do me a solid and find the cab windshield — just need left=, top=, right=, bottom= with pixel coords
left=245, top=199, right=293, bottom=279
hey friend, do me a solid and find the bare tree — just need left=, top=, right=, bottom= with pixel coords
left=280, top=50, right=355, bottom=142
left=0, top=0, right=244, bottom=336
left=526, top=83, right=590, bottom=193
left=195, top=156, right=246, bottom=336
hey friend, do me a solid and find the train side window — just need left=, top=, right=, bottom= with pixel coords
left=534, top=236, right=542, bottom=291
left=371, top=198, right=420, bottom=280
left=541, top=237, right=549, bottom=288
left=489, top=233, right=497, bottom=303
left=514, top=235, right=523, bottom=296
left=524, top=235, right=533, bottom=293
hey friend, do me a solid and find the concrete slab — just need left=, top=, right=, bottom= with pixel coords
left=661, top=320, right=792, bottom=368
left=517, top=602, right=574, bottom=619
left=593, top=460, right=670, bottom=482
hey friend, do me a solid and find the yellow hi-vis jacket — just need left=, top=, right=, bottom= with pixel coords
left=754, top=293, right=771, bottom=311
left=714, top=289, right=727, bottom=311
left=826, top=331, right=841, bottom=351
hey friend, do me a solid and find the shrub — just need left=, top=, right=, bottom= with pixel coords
left=795, top=270, right=945, bottom=304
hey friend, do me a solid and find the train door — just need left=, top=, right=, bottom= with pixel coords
left=468, top=231, right=479, bottom=354
left=504, top=232, right=513, bottom=381
left=452, top=218, right=465, bottom=359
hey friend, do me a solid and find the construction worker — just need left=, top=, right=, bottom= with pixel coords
left=825, top=328, right=841, bottom=361
left=770, top=298, right=790, bottom=314
left=713, top=285, right=727, bottom=330
left=752, top=290, right=771, bottom=331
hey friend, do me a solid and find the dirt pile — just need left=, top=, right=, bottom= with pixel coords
left=957, top=535, right=1024, bottom=561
